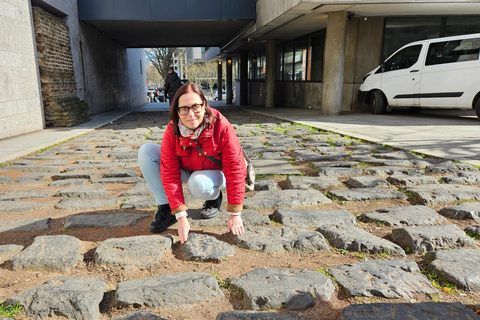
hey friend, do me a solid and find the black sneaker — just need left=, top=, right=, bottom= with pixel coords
left=201, top=192, right=223, bottom=219
left=149, top=204, right=176, bottom=233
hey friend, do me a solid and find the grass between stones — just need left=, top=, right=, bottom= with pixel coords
left=0, top=303, right=22, bottom=318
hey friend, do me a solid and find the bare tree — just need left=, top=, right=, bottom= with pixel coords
left=145, top=48, right=176, bottom=82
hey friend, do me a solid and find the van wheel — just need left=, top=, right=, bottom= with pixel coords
left=370, top=91, right=385, bottom=114
left=475, top=99, right=480, bottom=119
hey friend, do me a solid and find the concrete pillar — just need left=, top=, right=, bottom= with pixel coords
left=322, top=11, right=348, bottom=115
left=226, top=57, right=233, bottom=104
left=240, top=51, right=248, bottom=105
left=217, top=60, right=223, bottom=101
left=265, top=39, right=276, bottom=108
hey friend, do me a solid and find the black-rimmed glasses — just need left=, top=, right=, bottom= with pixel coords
left=177, top=103, right=204, bottom=115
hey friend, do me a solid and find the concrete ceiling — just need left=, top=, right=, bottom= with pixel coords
left=226, top=2, right=480, bottom=52
left=84, top=20, right=254, bottom=48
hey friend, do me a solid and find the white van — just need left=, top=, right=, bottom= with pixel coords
left=357, top=33, right=480, bottom=118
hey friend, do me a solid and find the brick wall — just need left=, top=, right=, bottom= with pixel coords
left=32, top=6, right=89, bottom=127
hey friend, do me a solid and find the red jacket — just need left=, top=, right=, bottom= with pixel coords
left=160, top=108, right=245, bottom=214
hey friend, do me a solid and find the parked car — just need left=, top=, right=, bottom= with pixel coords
left=357, top=33, right=480, bottom=117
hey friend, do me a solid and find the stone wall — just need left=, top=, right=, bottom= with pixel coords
left=0, top=0, right=44, bottom=139
left=32, top=6, right=89, bottom=127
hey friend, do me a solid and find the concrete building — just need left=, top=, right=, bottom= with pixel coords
left=2, top=0, right=480, bottom=140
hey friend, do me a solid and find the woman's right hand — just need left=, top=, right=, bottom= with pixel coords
left=177, top=216, right=190, bottom=244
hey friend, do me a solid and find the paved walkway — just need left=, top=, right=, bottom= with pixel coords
left=0, top=102, right=479, bottom=320
left=1, top=103, right=478, bottom=166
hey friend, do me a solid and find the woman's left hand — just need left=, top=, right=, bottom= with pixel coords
left=177, top=216, right=190, bottom=244
left=227, top=215, right=244, bottom=236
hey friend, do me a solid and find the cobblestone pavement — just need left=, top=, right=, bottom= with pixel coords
left=0, top=109, right=480, bottom=320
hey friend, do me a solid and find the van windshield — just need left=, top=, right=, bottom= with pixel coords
left=383, top=45, right=422, bottom=72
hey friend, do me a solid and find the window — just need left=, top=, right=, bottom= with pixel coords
left=426, top=38, right=480, bottom=66
left=384, top=45, right=422, bottom=72
left=275, top=29, right=325, bottom=82
left=248, top=52, right=265, bottom=80
left=383, top=16, right=480, bottom=58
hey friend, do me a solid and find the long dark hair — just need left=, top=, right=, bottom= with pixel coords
left=168, top=83, right=215, bottom=136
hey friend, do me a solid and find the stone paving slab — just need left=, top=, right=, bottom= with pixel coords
left=8, top=235, right=83, bottom=273
left=115, top=272, right=223, bottom=308
left=0, top=218, right=50, bottom=232
left=181, top=233, right=234, bottom=262
left=426, top=162, right=479, bottom=174
left=359, top=205, right=447, bottom=226
left=465, top=225, right=480, bottom=236
left=229, top=268, right=334, bottom=311
left=121, top=183, right=152, bottom=196
left=346, top=176, right=390, bottom=188
left=189, top=210, right=271, bottom=227
left=0, top=190, right=52, bottom=201
left=55, top=185, right=109, bottom=198
left=49, top=179, right=88, bottom=187
left=55, top=197, right=122, bottom=210
left=386, top=175, right=439, bottom=187
left=5, top=277, right=106, bottom=320
left=111, top=311, right=169, bottom=320
left=328, top=259, right=437, bottom=299
left=286, top=176, right=341, bottom=189
left=272, top=209, right=356, bottom=229
left=1, top=165, right=61, bottom=173
left=425, top=248, right=480, bottom=291
left=64, top=212, right=149, bottom=229
left=391, top=224, right=475, bottom=253
left=317, top=167, right=363, bottom=177
left=328, top=188, right=406, bottom=201
left=0, top=201, right=52, bottom=214
left=317, top=225, right=405, bottom=256
left=236, top=227, right=330, bottom=253
left=250, top=159, right=301, bottom=175
left=364, top=166, right=425, bottom=176
left=95, top=235, right=172, bottom=268
left=216, top=310, right=302, bottom=320
left=121, top=195, right=156, bottom=209
left=405, top=184, right=480, bottom=205
left=0, top=244, right=23, bottom=258
left=341, top=302, right=479, bottom=320
left=244, top=189, right=331, bottom=210
left=441, top=172, right=480, bottom=184
left=253, top=178, right=278, bottom=190
left=438, top=202, right=480, bottom=222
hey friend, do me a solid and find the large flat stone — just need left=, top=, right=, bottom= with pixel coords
left=386, top=175, right=439, bottom=187
left=317, top=226, right=405, bottom=256
left=341, top=302, right=479, bottom=320
left=8, top=235, right=83, bottom=273
left=64, top=212, right=149, bottom=229
left=55, top=198, right=122, bottom=210
left=425, top=248, right=480, bottom=291
left=272, top=209, right=356, bottom=229
left=438, top=202, right=480, bottom=222
left=251, top=159, right=301, bottom=175
left=181, top=233, right=234, bottom=262
left=189, top=210, right=271, bottom=227
left=115, top=272, right=223, bottom=308
left=329, top=259, right=437, bottom=299
left=359, top=205, right=447, bottom=226
left=216, top=311, right=302, bottom=320
left=55, top=185, right=108, bottom=198
left=5, top=277, right=106, bottom=320
left=0, top=218, right=50, bottom=232
left=0, top=190, right=51, bottom=201
left=405, top=184, right=480, bottom=205
left=230, top=268, right=334, bottom=311
left=391, top=224, right=475, bottom=253
left=236, top=227, right=330, bottom=253
left=328, top=188, right=406, bottom=201
left=286, top=176, right=341, bottom=189
left=95, top=235, right=172, bottom=268
left=244, top=189, right=331, bottom=210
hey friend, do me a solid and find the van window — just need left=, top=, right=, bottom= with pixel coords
left=426, top=37, right=480, bottom=66
left=383, top=45, right=422, bottom=72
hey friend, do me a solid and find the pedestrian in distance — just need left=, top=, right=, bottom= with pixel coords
left=164, top=67, right=182, bottom=106
left=138, top=83, right=246, bottom=244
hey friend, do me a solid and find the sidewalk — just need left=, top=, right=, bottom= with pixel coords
left=1, top=101, right=479, bottom=166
